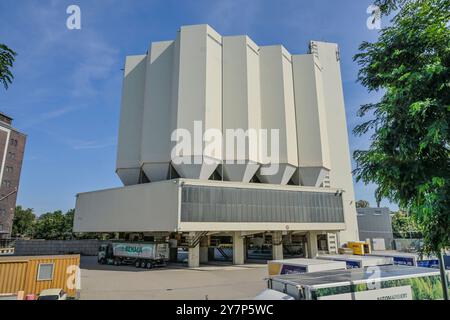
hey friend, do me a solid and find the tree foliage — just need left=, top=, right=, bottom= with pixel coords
left=11, top=206, right=75, bottom=240
left=374, top=0, right=410, bottom=14
left=11, top=206, right=36, bottom=237
left=0, top=43, right=17, bottom=90
left=356, top=199, right=371, bottom=208
left=11, top=206, right=110, bottom=240
left=353, top=0, right=450, bottom=254
left=391, top=210, right=422, bottom=238
left=34, top=209, right=74, bottom=240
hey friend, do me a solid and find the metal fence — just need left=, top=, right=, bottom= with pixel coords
left=180, top=185, right=344, bottom=223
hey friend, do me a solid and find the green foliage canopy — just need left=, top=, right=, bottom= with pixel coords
left=11, top=206, right=36, bottom=237
left=0, top=43, right=16, bottom=90
left=356, top=199, right=371, bottom=208
left=353, top=0, right=450, bottom=254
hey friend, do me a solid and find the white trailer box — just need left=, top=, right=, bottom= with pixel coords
left=317, top=254, right=393, bottom=269
left=370, top=251, right=442, bottom=269
left=267, top=265, right=449, bottom=300
left=112, top=242, right=169, bottom=260
left=268, top=258, right=346, bottom=276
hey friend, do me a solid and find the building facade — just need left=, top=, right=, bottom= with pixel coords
left=0, top=113, right=26, bottom=239
left=74, top=25, right=359, bottom=267
left=357, top=207, right=394, bottom=250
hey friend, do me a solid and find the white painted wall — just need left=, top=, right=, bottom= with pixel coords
left=74, top=180, right=179, bottom=232
left=116, top=55, right=147, bottom=185
left=258, top=46, right=298, bottom=184
left=312, top=41, right=359, bottom=242
left=141, top=41, right=175, bottom=182
left=172, top=25, right=223, bottom=179
left=222, top=35, right=261, bottom=182
left=292, top=54, right=331, bottom=187
left=74, top=179, right=346, bottom=233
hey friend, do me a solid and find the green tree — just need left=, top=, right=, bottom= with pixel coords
left=11, top=206, right=36, bottom=237
left=353, top=0, right=449, bottom=298
left=355, top=199, right=370, bottom=208
left=0, top=44, right=17, bottom=90
left=391, top=210, right=422, bottom=238
left=34, top=209, right=74, bottom=240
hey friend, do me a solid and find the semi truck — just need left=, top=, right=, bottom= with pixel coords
left=98, top=242, right=169, bottom=268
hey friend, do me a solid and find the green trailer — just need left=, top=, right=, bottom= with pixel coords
left=267, top=265, right=449, bottom=300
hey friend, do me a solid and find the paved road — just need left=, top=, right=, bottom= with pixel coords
left=80, top=256, right=268, bottom=300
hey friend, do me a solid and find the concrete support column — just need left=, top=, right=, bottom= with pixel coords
left=272, top=232, right=283, bottom=260
left=306, top=231, right=318, bottom=258
left=188, top=232, right=200, bottom=268
left=233, top=232, right=245, bottom=265
left=199, top=235, right=209, bottom=264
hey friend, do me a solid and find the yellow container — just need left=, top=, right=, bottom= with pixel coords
left=347, top=241, right=371, bottom=255
left=0, top=254, right=80, bottom=298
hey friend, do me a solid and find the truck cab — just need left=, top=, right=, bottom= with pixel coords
left=98, top=244, right=112, bottom=264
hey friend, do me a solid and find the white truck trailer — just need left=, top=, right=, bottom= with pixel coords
left=266, top=265, right=449, bottom=300
left=268, top=258, right=346, bottom=276
left=370, top=251, right=445, bottom=269
left=98, top=242, right=169, bottom=268
left=317, top=254, right=393, bottom=269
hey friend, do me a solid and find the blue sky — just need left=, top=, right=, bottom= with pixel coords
left=0, top=0, right=397, bottom=215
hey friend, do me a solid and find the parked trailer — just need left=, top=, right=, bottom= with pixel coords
left=317, top=254, right=393, bottom=269
left=267, top=265, right=450, bottom=300
left=98, top=242, right=169, bottom=269
left=370, top=251, right=447, bottom=269
left=268, top=258, right=346, bottom=276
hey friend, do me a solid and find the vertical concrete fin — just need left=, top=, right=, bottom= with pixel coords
left=116, top=55, right=147, bottom=185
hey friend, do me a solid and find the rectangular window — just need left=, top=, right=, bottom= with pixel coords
left=0, top=224, right=3, bottom=231
left=5, top=166, right=13, bottom=173
left=9, top=139, right=18, bottom=147
left=37, top=263, right=54, bottom=281
left=2, top=180, right=11, bottom=188
left=317, top=234, right=329, bottom=251
left=7, top=152, right=15, bottom=159
left=180, top=185, right=345, bottom=223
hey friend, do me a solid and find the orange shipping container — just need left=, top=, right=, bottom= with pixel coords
left=0, top=254, right=80, bottom=299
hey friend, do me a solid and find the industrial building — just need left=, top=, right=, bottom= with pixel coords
left=74, top=24, right=359, bottom=267
left=0, top=112, right=26, bottom=239
left=357, top=207, right=394, bottom=250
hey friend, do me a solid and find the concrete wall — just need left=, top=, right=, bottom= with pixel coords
left=313, top=41, right=359, bottom=243
left=141, top=41, right=175, bottom=182
left=74, top=180, right=179, bottom=233
left=292, top=54, right=330, bottom=187
left=357, top=207, right=394, bottom=249
left=116, top=55, right=147, bottom=185
left=14, top=239, right=107, bottom=256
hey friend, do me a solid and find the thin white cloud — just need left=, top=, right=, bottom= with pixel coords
left=20, top=105, right=81, bottom=129
left=71, top=138, right=116, bottom=150
left=43, top=128, right=117, bottom=151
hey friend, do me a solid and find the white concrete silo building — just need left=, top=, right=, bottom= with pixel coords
left=75, top=25, right=359, bottom=268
